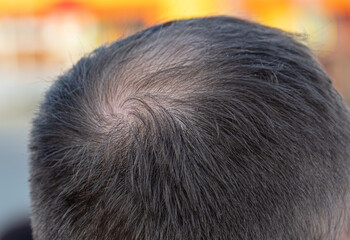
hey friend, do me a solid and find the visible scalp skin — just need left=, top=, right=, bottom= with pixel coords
left=29, top=16, right=350, bottom=239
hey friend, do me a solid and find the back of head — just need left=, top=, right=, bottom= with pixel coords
left=29, top=16, right=350, bottom=239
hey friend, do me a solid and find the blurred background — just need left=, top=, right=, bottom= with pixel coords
left=0, top=0, right=350, bottom=237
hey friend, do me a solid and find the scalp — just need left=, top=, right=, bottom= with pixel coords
left=29, top=16, right=350, bottom=240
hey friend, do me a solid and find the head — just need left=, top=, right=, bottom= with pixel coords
left=29, top=16, right=350, bottom=239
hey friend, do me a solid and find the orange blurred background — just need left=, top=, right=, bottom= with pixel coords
left=0, top=0, right=349, bottom=235
left=1, top=0, right=350, bottom=103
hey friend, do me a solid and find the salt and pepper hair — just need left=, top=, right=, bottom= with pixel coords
left=29, top=16, right=350, bottom=239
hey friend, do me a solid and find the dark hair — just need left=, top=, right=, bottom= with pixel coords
left=29, top=16, right=350, bottom=239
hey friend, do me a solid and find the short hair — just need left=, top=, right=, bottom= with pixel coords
left=29, top=16, right=350, bottom=239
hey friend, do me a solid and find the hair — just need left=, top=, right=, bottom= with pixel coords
left=29, top=16, right=350, bottom=240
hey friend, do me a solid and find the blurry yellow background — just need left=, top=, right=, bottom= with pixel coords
left=0, top=0, right=350, bottom=235
left=1, top=0, right=350, bottom=98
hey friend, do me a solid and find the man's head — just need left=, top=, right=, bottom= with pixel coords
left=29, top=16, right=350, bottom=239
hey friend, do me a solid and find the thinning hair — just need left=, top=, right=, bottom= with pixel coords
left=29, top=16, right=350, bottom=239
